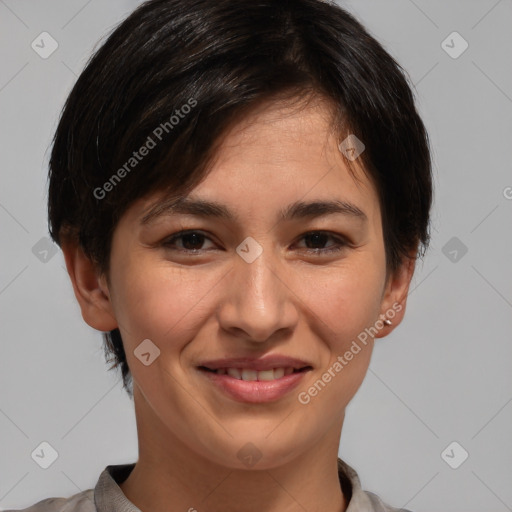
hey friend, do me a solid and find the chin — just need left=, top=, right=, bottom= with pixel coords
left=199, top=432, right=310, bottom=471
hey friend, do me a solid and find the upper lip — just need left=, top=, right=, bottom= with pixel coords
left=198, top=356, right=312, bottom=372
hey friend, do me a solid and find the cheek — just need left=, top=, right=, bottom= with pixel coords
left=109, top=256, right=219, bottom=351
left=293, top=258, right=385, bottom=348
left=293, top=262, right=384, bottom=414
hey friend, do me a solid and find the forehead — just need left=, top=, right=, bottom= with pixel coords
left=204, top=99, right=371, bottom=192
left=133, top=98, right=381, bottom=229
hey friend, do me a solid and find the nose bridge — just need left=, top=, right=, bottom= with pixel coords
left=240, top=245, right=280, bottom=307
left=219, top=236, right=296, bottom=342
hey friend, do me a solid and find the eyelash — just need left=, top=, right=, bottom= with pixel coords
left=161, top=230, right=349, bottom=255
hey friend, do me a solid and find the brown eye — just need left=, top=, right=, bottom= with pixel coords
left=162, top=231, right=216, bottom=252
left=296, top=231, right=348, bottom=254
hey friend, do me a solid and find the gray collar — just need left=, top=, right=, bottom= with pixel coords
left=92, top=459, right=408, bottom=512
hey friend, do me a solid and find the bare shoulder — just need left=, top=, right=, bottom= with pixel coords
left=2, top=489, right=95, bottom=512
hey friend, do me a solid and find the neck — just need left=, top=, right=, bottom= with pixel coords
left=119, top=386, right=348, bottom=512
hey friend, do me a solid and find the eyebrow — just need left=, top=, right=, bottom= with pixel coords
left=140, top=197, right=368, bottom=225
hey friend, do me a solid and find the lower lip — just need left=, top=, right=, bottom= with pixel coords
left=198, top=368, right=310, bottom=403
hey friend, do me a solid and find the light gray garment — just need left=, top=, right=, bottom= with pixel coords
left=4, top=459, right=411, bottom=512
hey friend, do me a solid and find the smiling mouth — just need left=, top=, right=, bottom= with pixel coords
left=198, top=366, right=312, bottom=381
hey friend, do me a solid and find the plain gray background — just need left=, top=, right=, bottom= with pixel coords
left=1, top=1, right=511, bottom=511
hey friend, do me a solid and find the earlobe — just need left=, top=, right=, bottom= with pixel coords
left=61, top=238, right=118, bottom=332
left=374, top=254, right=417, bottom=339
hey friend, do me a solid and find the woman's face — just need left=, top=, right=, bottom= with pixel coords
left=94, top=98, right=411, bottom=469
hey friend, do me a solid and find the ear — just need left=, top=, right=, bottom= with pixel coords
left=374, top=252, right=416, bottom=339
left=61, top=238, right=118, bottom=332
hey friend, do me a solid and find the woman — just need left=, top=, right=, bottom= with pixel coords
left=11, top=0, right=433, bottom=510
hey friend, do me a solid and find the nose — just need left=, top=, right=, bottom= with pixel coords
left=217, top=242, right=299, bottom=344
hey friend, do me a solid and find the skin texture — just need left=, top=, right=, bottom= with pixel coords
left=62, top=97, right=416, bottom=512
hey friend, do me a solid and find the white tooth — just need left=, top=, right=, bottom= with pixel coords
left=273, top=368, right=285, bottom=379
left=257, top=369, right=275, bottom=381
left=241, top=369, right=258, bottom=381
left=227, top=368, right=242, bottom=379
left=223, top=367, right=293, bottom=381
